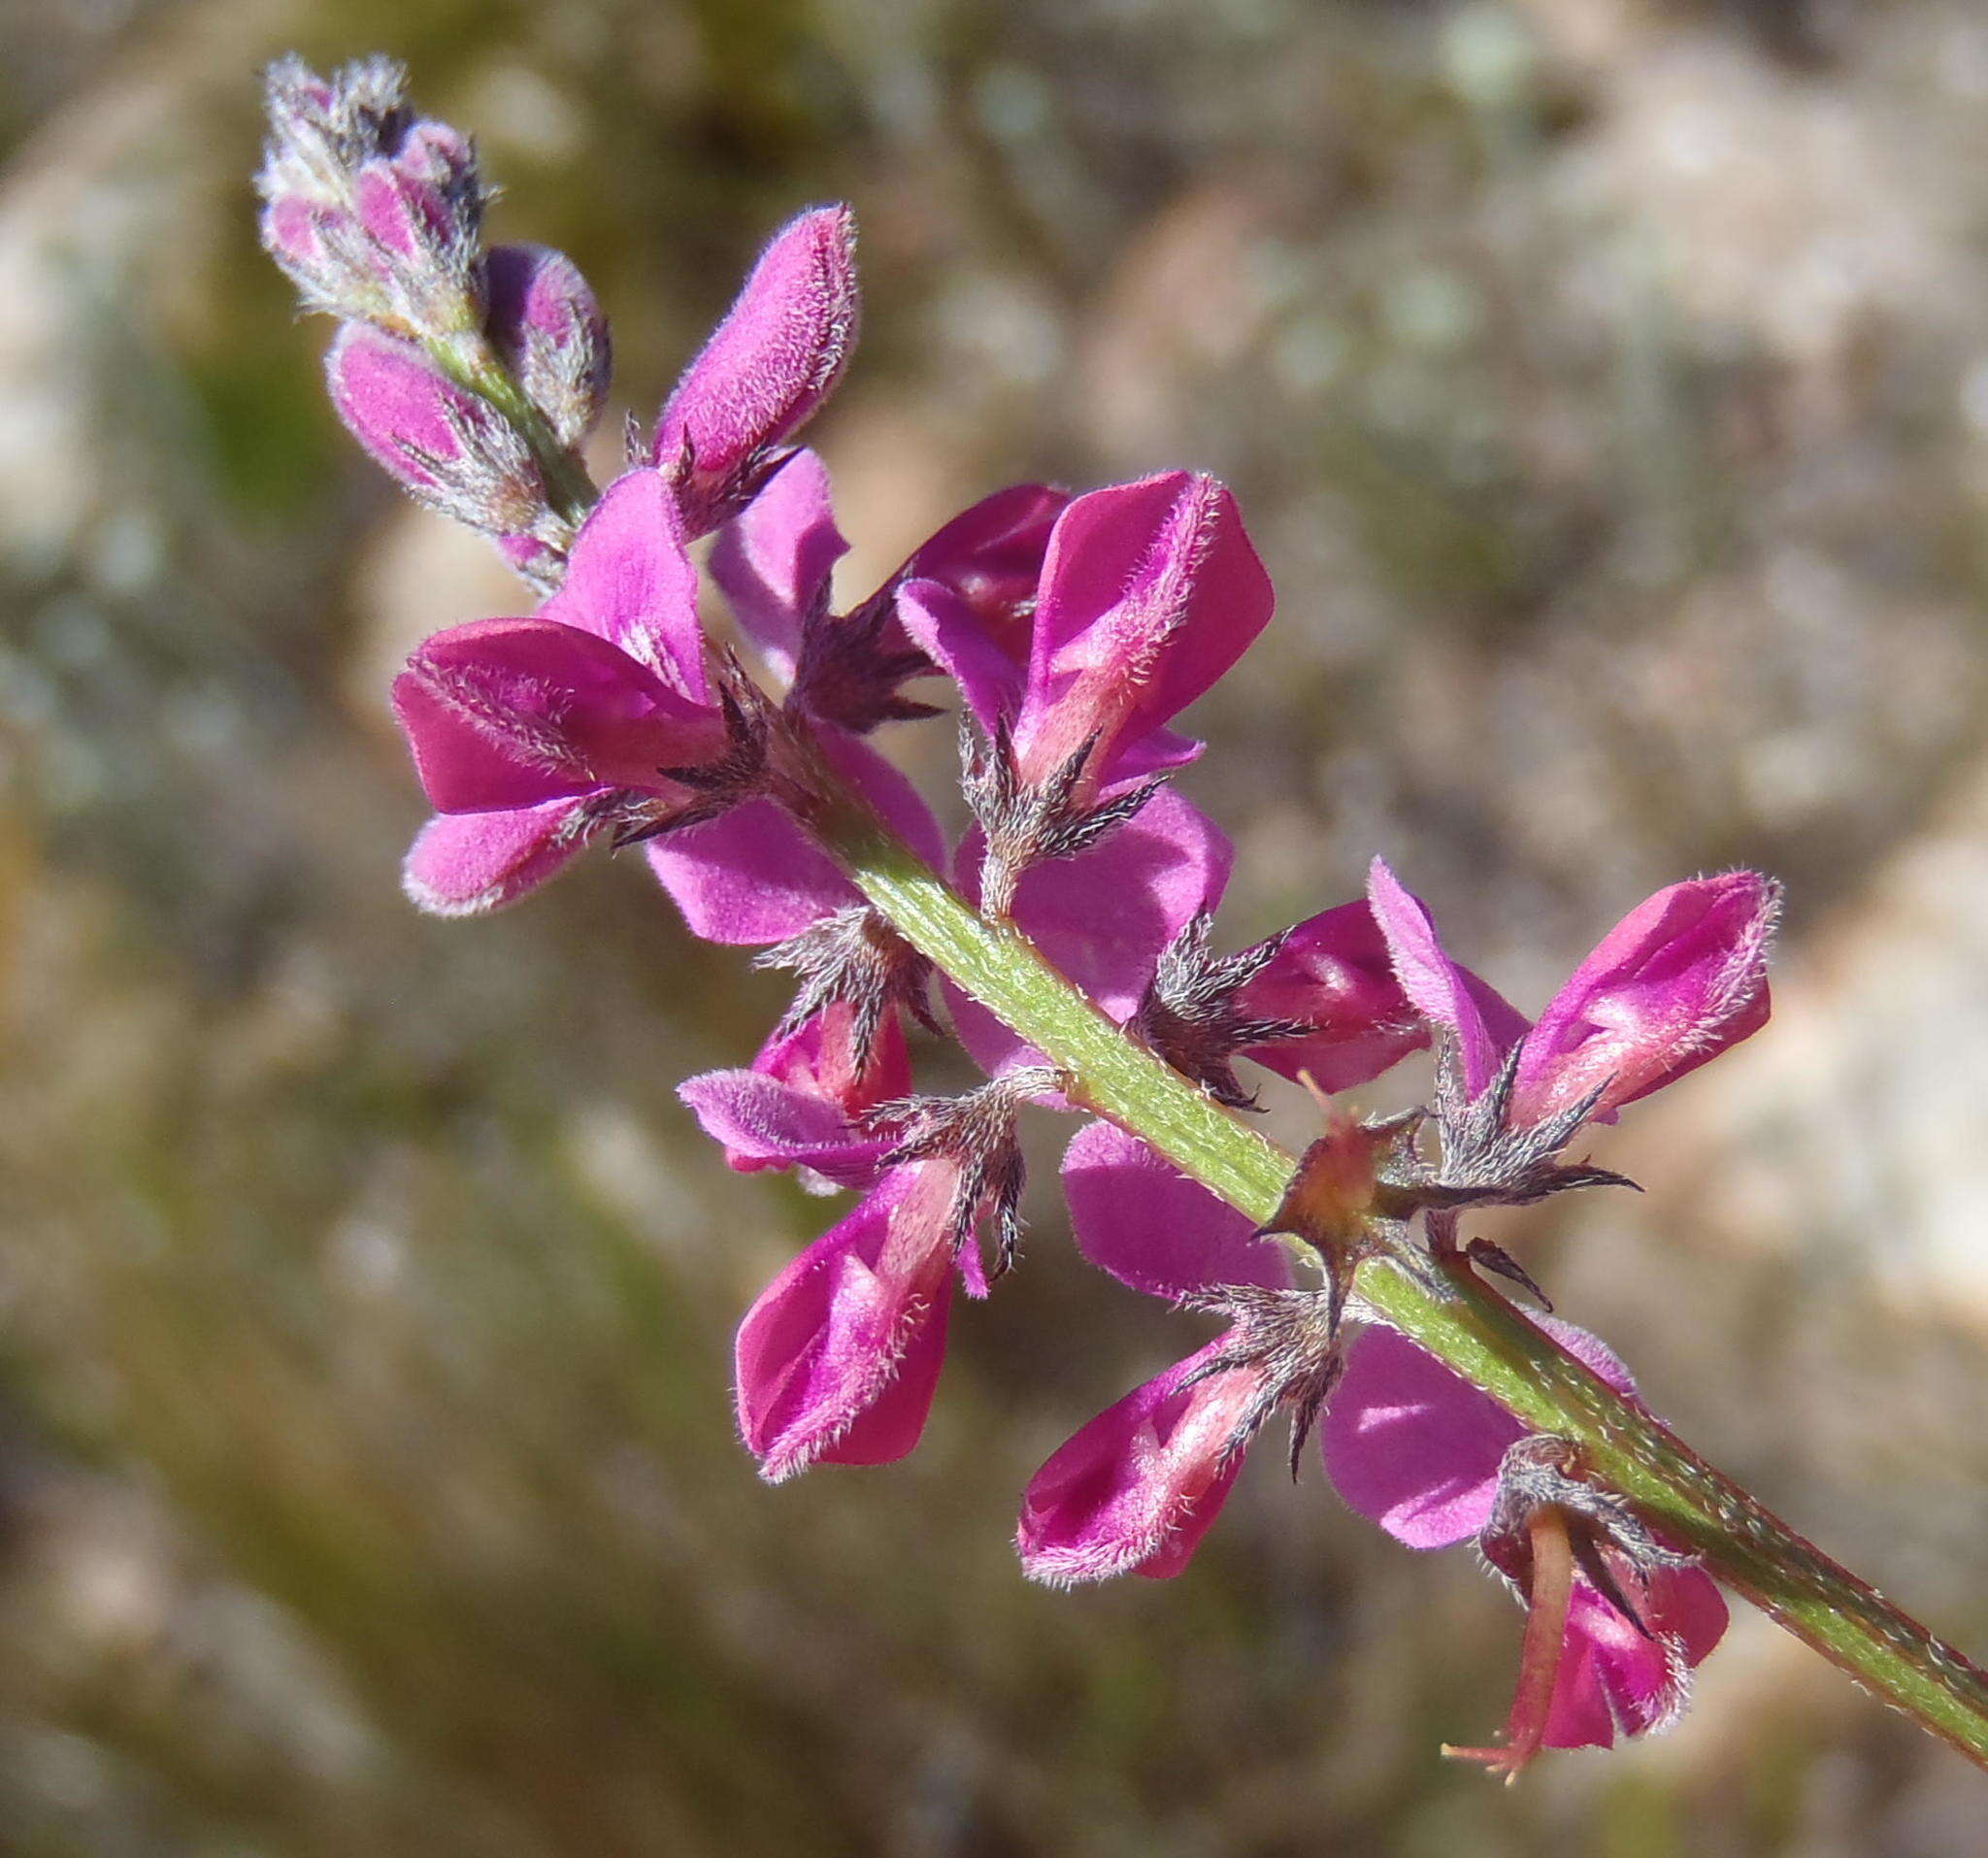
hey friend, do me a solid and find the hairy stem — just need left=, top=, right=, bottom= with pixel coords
left=431, top=326, right=598, bottom=528
left=811, top=778, right=1988, bottom=1770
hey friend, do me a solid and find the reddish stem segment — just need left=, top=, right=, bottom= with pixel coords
left=1444, top=1505, right=1576, bottom=1783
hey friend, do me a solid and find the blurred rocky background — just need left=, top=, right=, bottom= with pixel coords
left=4, top=0, right=1988, bottom=1851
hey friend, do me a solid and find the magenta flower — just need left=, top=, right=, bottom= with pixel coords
left=1367, top=857, right=1779, bottom=1121
left=641, top=729, right=945, bottom=945
left=1321, top=1322, right=1728, bottom=1763
left=945, top=786, right=1236, bottom=1080
left=650, top=208, right=859, bottom=537
left=732, top=1079, right=1032, bottom=1478
left=711, top=448, right=1067, bottom=732
left=1226, top=899, right=1429, bottom=1095
left=1062, top=1119, right=1289, bottom=1300
left=1008, top=1122, right=1301, bottom=1580
left=903, top=470, right=1274, bottom=798
left=395, top=466, right=946, bottom=927
left=734, top=1167, right=955, bottom=1480
left=677, top=1007, right=907, bottom=1184
left=395, top=468, right=716, bottom=912
left=1016, top=1338, right=1264, bottom=1583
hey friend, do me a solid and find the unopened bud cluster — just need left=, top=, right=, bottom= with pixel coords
left=263, top=57, right=1787, bottom=1776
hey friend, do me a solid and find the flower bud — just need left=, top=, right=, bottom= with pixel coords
left=257, top=56, right=486, bottom=337
left=652, top=206, right=859, bottom=534
left=326, top=323, right=549, bottom=540
left=484, top=243, right=613, bottom=448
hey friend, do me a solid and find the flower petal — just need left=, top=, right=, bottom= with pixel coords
left=646, top=731, right=945, bottom=944
left=1365, top=857, right=1528, bottom=1095
left=1016, top=1339, right=1257, bottom=1584
left=709, top=447, right=848, bottom=688
left=1014, top=473, right=1273, bottom=786
left=401, top=797, right=605, bottom=915
left=734, top=1169, right=950, bottom=1481
left=900, top=481, right=1069, bottom=654
left=1512, top=872, right=1780, bottom=1127
left=1544, top=1565, right=1729, bottom=1749
left=1235, top=899, right=1427, bottom=1093
left=1320, top=1320, right=1635, bottom=1549
left=537, top=469, right=710, bottom=701
left=677, top=1068, right=888, bottom=1183
left=393, top=616, right=713, bottom=813
left=895, top=578, right=1025, bottom=736
left=1063, top=1120, right=1292, bottom=1297
left=947, top=786, right=1232, bottom=1077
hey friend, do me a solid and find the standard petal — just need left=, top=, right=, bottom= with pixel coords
left=1511, top=872, right=1780, bottom=1127
left=1015, top=1339, right=1257, bottom=1584
left=538, top=469, right=710, bottom=700
left=646, top=731, right=945, bottom=945
left=401, top=797, right=604, bottom=915
left=1365, top=857, right=1528, bottom=1096
left=655, top=205, right=859, bottom=532
left=709, top=448, right=848, bottom=687
left=1014, top=473, right=1273, bottom=785
left=948, top=786, right=1232, bottom=1077
left=1063, top=1120, right=1291, bottom=1298
left=1320, top=1321, right=1636, bottom=1549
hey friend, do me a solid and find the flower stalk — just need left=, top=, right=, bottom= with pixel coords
left=806, top=766, right=1988, bottom=1770
left=263, top=54, right=1988, bottom=1773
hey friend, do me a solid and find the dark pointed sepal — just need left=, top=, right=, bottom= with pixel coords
left=1175, top=1283, right=1347, bottom=1478
left=754, top=905, right=941, bottom=1078
left=862, top=1068, right=1057, bottom=1284
left=1129, top=913, right=1309, bottom=1109
left=962, top=714, right=1167, bottom=918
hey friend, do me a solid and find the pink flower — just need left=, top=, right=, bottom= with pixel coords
left=944, top=786, right=1236, bottom=1080
left=1008, top=1122, right=1302, bottom=1580
left=902, top=471, right=1274, bottom=799
left=732, top=1087, right=1036, bottom=1478
left=1227, top=899, right=1429, bottom=1095
left=711, top=448, right=1067, bottom=733
left=1016, top=1339, right=1263, bottom=1583
left=677, top=1007, right=907, bottom=1184
left=395, top=468, right=946, bottom=928
left=1321, top=1323, right=1728, bottom=1758
left=734, top=1168, right=956, bottom=1480
left=1062, top=1119, right=1291, bottom=1300
left=650, top=208, right=860, bottom=536
left=1366, top=857, right=1779, bottom=1121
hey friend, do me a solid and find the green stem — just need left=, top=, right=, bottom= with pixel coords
left=431, top=327, right=599, bottom=529
left=819, top=785, right=1988, bottom=1770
